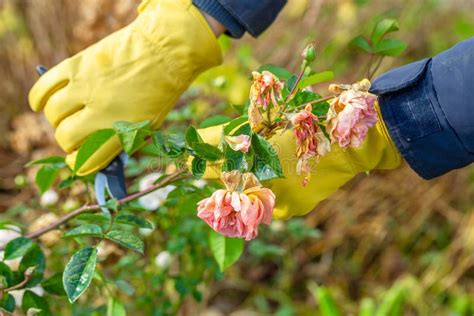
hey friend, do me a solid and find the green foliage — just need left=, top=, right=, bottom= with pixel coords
left=113, top=120, right=153, bottom=155
left=22, top=290, right=51, bottom=315
left=209, top=230, right=244, bottom=271
left=251, top=134, right=284, bottom=181
left=74, top=129, right=116, bottom=172
left=105, top=230, right=144, bottom=254
left=199, top=115, right=232, bottom=128
left=19, top=244, right=46, bottom=287
left=298, top=71, right=334, bottom=89
left=63, top=247, right=98, bottom=303
left=4, top=237, right=33, bottom=260
left=257, top=64, right=293, bottom=80
left=115, top=214, right=154, bottom=230
left=63, top=224, right=103, bottom=239
left=35, top=165, right=61, bottom=193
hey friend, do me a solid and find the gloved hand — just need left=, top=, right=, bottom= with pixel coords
left=29, top=0, right=222, bottom=176
left=197, top=103, right=402, bottom=219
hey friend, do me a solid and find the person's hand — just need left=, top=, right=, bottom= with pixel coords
left=197, top=104, right=402, bottom=219
left=29, top=0, right=222, bottom=176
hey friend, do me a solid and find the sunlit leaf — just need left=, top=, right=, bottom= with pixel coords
left=192, top=143, right=223, bottom=161
left=63, top=224, right=103, bottom=239
left=107, top=297, right=126, bottom=316
left=251, top=134, right=284, bottom=181
left=199, top=115, right=232, bottom=128
left=113, top=120, right=153, bottom=155
left=371, top=19, right=399, bottom=45
left=4, top=237, right=33, bottom=260
left=106, top=230, right=144, bottom=254
left=63, top=247, right=98, bottom=303
left=75, top=129, right=116, bottom=172
left=35, top=165, right=60, bottom=194
left=209, top=230, right=244, bottom=271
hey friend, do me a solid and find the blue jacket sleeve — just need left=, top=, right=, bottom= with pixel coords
left=192, top=0, right=286, bottom=38
left=370, top=37, right=474, bottom=179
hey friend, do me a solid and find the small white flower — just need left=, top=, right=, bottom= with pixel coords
left=138, top=173, right=176, bottom=211
left=155, top=251, right=172, bottom=269
left=139, top=228, right=154, bottom=237
left=192, top=179, right=207, bottom=189
left=0, top=225, right=21, bottom=248
left=40, top=189, right=59, bottom=207
left=10, top=285, right=44, bottom=307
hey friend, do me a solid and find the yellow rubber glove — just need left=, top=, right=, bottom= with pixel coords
left=197, top=104, right=402, bottom=219
left=29, top=0, right=222, bottom=176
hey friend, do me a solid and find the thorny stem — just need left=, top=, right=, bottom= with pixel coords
left=0, top=171, right=185, bottom=251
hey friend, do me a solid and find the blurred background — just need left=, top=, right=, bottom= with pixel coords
left=1, top=0, right=474, bottom=315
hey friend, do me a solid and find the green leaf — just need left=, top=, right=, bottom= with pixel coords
left=257, top=64, right=293, bottom=80
left=192, top=143, right=223, bottom=161
left=223, top=145, right=246, bottom=172
left=199, top=115, right=232, bottom=128
left=22, top=290, right=51, bottom=316
left=349, top=35, right=373, bottom=54
left=153, top=132, right=185, bottom=158
left=0, top=262, right=13, bottom=287
left=251, top=134, right=284, bottom=181
left=374, top=39, right=407, bottom=57
left=371, top=18, right=399, bottom=45
left=4, top=237, right=33, bottom=260
left=115, top=214, right=154, bottom=229
left=106, top=230, right=144, bottom=254
left=209, top=230, right=244, bottom=271
left=76, top=213, right=111, bottom=224
left=114, top=120, right=153, bottom=155
left=191, top=157, right=206, bottom=178
left=185, top=126, right=203, bottom=147
left=74, top=129, right=116, bottom=172
left=223, top=116, right=248, bottom=135
left=375, top=282, right=406, bottom=316
left=358, top=298, right=376, bottom=316
left=63, top=224, right=103, bottom=238
left=298, top=71, right=334, bottom=89
left=308, top=284, right=342, bottom=316
left=42, top=273, right=66, bottom=296
left=59, top=177, right=75, bottom=190
left=26, top=156, right=66, bottom=167
left=19, top=244, right=45, bottom=287
left=107, top=298, right=126, bottom=316
left=0, top=294, right=15, bottom=313
left=63, top=247, right=98, bottom=303
left=35, top=165, right=60, bottom=193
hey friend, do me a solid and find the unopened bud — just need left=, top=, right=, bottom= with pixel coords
left=302, top=43, right=317, bottom=65
left=24, top=266, right=36, bottom=278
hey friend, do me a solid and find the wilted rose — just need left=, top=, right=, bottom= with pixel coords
left=327, top=79, right=378, bottom=148
left=291, top=105, right=331, bottom=185
left=250, top=71, right=283, bottom=110
left=197, top=171, right=275, bottom=241
left=225, top=134, right=251, bottom=153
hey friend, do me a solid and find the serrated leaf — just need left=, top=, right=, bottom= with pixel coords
left=371, top=18, right=399, bottom=45
left=4, top=237, right=33, bottom=260
left=199, top=115, right=232, bottom=128
left=209, top=230, right=244, bottom=271
left=107, top=298, right=126, bottom=316
left=35, top=165, right=60, bottom=193
left=74, top=129, right=116, bottom=172
left=63, top=224, right=103, bottom=239
left=257, top=64, right=293, bottom=80
left=298, top=71, right=334, bottom=89
left=113, top=120, right=153, bottom=155
left=251, top=134, right=284, bottom=181
left=192, top=143, right=223, bottom=161
left=191, top=157, right=206, bottom=178
left=22, top=291, right=51, bottom=316
left=0, top=294, right=15, bottom=313
left=19, top=244, right=45, bottom=287
left=374, top=39, right=407, bottom=57
left=115, top=214, right=154, bottom=229
left=106, top=230, right=144, bottom=254
left=42, top=273, right=66, bottom=296
left=63, top=247, right=98, bottom=303
left=223, top=116, right=248, bottom=135
left=350, top=35, right=373, bottom=53
left=26, top=156, right=66, bottom=167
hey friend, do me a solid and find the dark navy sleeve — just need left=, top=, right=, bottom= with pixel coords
left=370, top=37, right=474, bottom=179
left=192, top=0, right=286, bottom=38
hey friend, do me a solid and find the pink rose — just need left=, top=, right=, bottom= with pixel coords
left=250, top=71, right=283, bottom=110
left=225, top=134, right=251, bottom=153
left=327, top=88, right=378, bottom=148
left=197, top=171, right=275, bottom=240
